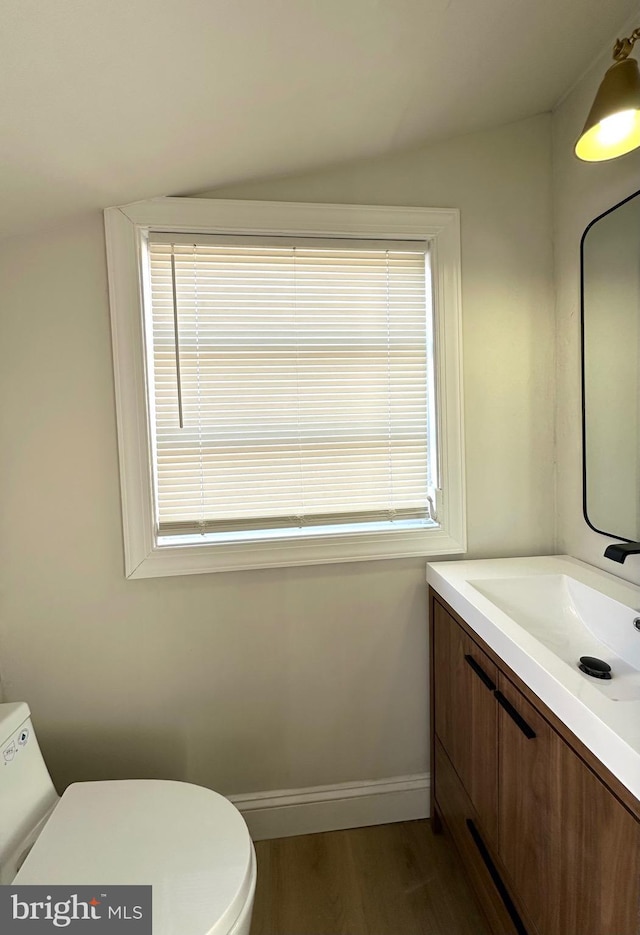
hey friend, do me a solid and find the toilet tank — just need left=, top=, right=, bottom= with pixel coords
left=0, top=702, right=59, bottom=883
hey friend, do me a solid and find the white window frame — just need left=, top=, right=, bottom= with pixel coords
left=105, top=197, right=466, bottom=577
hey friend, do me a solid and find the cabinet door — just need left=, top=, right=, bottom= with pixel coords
left=433, top=600, right=498, bottom=842
left=497, top=673, right=640, bottom=935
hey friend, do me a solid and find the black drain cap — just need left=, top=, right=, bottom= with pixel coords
left=578, top=656, right=612, bottom=680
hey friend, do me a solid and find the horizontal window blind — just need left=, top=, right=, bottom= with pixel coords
left=146, top=237, right=434, bottom=538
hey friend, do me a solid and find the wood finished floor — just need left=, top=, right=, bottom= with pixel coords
left=249, top=819, right=491, bottom=935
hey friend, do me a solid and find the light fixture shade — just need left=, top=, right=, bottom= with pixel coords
left=575, top=57, right=640, bottom=161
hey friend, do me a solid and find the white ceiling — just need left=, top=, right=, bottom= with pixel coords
left=1, top=0, right=638, bottom=237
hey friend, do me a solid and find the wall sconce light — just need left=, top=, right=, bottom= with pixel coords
left=575, top=27, right=640, bottom=161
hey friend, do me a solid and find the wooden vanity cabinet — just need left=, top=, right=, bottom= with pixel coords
left=430, top=588, right=640, bottom=935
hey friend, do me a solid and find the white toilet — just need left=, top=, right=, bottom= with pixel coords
left=0, top=702, right=256, bottom=935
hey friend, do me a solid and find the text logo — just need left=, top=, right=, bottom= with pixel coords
left=0, top=886, right=151, bottom=932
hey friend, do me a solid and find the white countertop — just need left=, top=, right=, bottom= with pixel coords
left=427, top=555, right=640, bottom=802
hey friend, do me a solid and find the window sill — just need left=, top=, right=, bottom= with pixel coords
left=126, top=525, right=466, bottom=578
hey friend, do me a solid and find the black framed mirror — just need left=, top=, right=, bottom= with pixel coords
left=581, top=188, right=640, bottom=542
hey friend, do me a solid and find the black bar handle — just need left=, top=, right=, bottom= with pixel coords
left=466, top=819, right=528, bottom=935
left=494, top=690, right=536, bottom=740
left=464, top=653, right=496, bottom=692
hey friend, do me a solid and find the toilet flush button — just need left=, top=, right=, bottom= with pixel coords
left=18, top=729, right=29, bottom=746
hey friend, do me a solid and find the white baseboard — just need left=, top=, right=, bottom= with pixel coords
left=229, top=773, right=430, bottom=841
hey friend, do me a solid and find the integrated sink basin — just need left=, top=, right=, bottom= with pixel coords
left=468, top=574, right=640, bottom=701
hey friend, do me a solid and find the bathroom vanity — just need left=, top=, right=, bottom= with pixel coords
left=427, top=556, right=640, bottom=935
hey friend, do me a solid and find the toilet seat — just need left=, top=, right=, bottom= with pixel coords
left=14, top=779, right=256, bottom=935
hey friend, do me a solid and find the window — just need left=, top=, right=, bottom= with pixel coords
left=105, top=198, right=465, bottom=576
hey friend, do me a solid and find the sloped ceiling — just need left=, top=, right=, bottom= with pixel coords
left=1, top=0, right=638, bottom=237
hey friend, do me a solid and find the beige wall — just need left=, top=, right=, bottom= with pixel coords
left=553, top=9, right=640, bottom=585
left=0, top=113, right=555, bottom=796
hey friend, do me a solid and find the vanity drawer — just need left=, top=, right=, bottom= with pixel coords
left=434, top=738, right=529, bottom=935
left=432, top=597, right=499, bottom=842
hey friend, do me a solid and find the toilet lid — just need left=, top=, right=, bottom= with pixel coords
left=14, top=780, right=255, bottom=935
